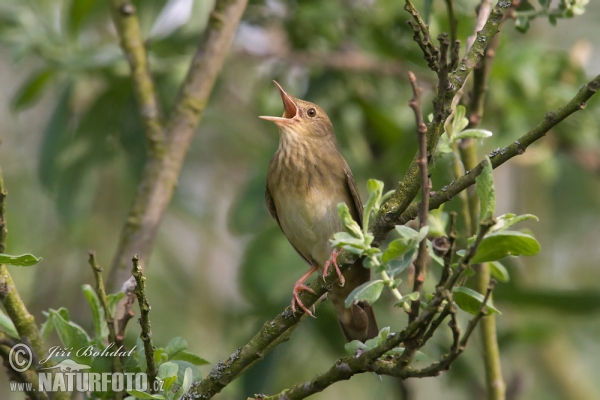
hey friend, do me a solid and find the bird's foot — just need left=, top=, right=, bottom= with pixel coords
left=323, top=250, right=345, bottom=287
left=291, top=281, right=317, bottom=318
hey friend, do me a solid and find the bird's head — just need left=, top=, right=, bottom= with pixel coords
left=259, top=81, right=336, bottom=143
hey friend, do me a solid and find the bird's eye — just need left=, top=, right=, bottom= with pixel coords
left=307, top=108, right=317, bottom=117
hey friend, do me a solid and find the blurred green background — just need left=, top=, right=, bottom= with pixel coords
left=1, top=0, right=599, bottom=399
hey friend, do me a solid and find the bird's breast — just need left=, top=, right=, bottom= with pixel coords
left=268, top=151, right=349, bottom=267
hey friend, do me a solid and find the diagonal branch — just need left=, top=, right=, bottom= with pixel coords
left=397, top=73, right=600, bottom=226
left=108, top=0, right=248, bottom=290
left=106, top=0, right=165, bottom=151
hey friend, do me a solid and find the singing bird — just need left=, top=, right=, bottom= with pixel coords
left=260, top=81, right=378, bottom=342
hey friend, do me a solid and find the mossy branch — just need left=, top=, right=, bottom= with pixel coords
left=131, top=255, right=158, bottom=392
left=108, top=0, right=249, bottom=292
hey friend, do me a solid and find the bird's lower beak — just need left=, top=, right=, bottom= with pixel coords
left=259, top=81, right=298, bottom=124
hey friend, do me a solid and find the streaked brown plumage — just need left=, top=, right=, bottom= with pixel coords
left=260, top=81, right=378, bottom=342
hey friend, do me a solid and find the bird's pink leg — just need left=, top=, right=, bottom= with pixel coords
left=322, top=250, right=345, bottom=287
left=291, top=265, right=318, bottom=317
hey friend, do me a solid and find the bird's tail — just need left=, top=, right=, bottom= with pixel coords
left=328, top=257, right=378, bottom=342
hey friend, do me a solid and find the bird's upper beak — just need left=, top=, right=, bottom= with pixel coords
left=259, top=81, right=298, bottom=124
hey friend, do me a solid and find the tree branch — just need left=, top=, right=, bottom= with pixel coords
left=407, top=71, right=429, bottom=323
left=106, top=0, right=165, bottom=151
left=131, top=255, right=158, bottom=392
left=108, top=0, right=248, bottom=291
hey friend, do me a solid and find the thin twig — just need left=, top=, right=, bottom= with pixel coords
left=444, top=0, right=458, bottom=45
left=88, top=252, right=124, bottom=387
left=407, top=71, right=429, bottom=323
left=131, top=255, right=158, bottom=392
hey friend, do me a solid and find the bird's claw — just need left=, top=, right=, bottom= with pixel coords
left=291, top=283, right=317, bottom=318
left=322, top=250, right=345, bottom=287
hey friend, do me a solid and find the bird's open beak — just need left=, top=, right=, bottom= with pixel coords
left=259, top=81, right=298, bottom=124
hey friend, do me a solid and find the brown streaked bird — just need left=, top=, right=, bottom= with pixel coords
left=259, top=81, right=378, bottom=342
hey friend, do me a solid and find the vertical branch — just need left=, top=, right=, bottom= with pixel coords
left=131, top=255, right=158, bottom=392
left=89, top=251, right=124, bottom=397
left=407, top=72, right=430, bottom=323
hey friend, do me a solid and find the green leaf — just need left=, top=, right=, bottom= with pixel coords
left=170, top=351, right=210, bottom=366
left=158, top=362, right=179, bottom=391
left=0, top=253, right=43, bottom=267
left=449, top=105, right=469, bottom=137
left=127, top=390, right=165, bottom=399
left=165, top=337, right=188, bottom=359
left=365, top=179, right=384, bottom=215
left=174, top=367, right=193, bottom=399
left=0, top=308, right=19, bottom=338
left=11, top=68, right=55, bottom=112
left=385, top=248, right=416, bottom=276
left=49, top=309, right=93, bottom=364
left=471, top=231, right=541, bottom=263
left=395, top=225, right=419, bottom=239
left=453, top=129, right=493, bottom=141
left=364, top=326, right=390, bottom=349
left=384, top=348, right=428, bottom=361
left=453, top=286, right=501, bottom=315
left=344, top=339, right=367, bottom=355
left=337, top=203, right=363, bottom=239
left=382, top=238, right=413, bottom=263
left=515, top=16, right=530, bottom=33
left=492, top=213, right=539, bottom=232
left=394, top=291, right=420, bottom=307
left=67, top=0, right=97, bottom=36
left=82, top=284, right=109, bottom=341
left=330, top=232, right=367, bottom=249
left=489, top=261, right=510, bottom=283
left=344, top=280, right=385, bottom=308
left=476, top=157, right=495, bottom=222
left=107, top=292, right=126, bottom=317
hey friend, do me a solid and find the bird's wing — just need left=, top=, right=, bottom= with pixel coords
left=265, top=186, right=313, bottom=265
left=343, top=163, right=364, bottom=228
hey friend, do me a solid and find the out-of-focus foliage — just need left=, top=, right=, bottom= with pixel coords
left=1, top=0, right=600, bottom=399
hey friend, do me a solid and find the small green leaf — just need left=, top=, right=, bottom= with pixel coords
left=471, top=231, right=541, bottom=263
left=382, top=238, right=413, bottom=263
left=384, top=348, right=428, bottom=361
left=364, top=326, right=390, bottom=350
left=365, top=179, right=384, bottom=215
left=489, top=261, right=510, bottom=283
left=11, top=68, right=55, bottom=112
left=330, top=232, right=366, bottom=249
left=344, top=340, right=367, bottom=355
left=107, top=292, right=126, bottom=317
left=492, top=213, right=539, bottom=232
left=450, top=105, right=469, bottom=137
left=385, top=248, right=416, bottom=276
left=453, top=129, right=493, bottom=141
left=345, top=280, right=385, bottom=308
left=476, top=157, right=496, bottom=222
left=453, top=286, right=501, bottom=315
left=170, top=351, right=210, bottom=366
left=0, top=253, right=43, bottom=267
left=174, top=367, right=194, bottom=399
left=82, top=284, right=109, bottom=341
left=515, top=15, right=530, bottom=32
left=337, top=203, right=363, bottom=239
left=165, top=337, right=188, bottom=359
left=49, top=309, right=93, bottom=364
left=394, top=291, right=420, bottom=307
left=395, top=225, right=419, bottom=239
left=158, top=362, right=179, bottom=390
left=0, top=308, right=19, bottom=338
left=127, top=390, right=165, bottom=399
